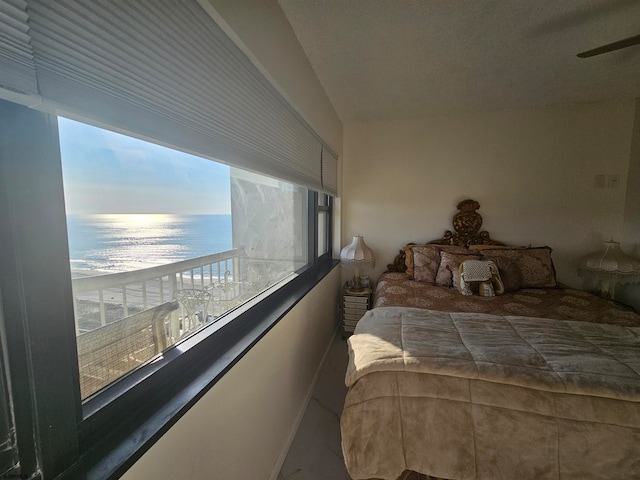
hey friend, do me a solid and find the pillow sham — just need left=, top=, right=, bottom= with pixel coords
left=409, top=245, right=441, bottom=282
left=435, top=251, right=481, bottom=287
left=479, top=246, right=556, bottom=288
left=404, top=244, right=469, bottom=281
left=481, top=256, right=521, bottom=292
left=468, top=244, right=530, bottom=251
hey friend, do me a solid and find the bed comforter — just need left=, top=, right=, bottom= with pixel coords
left=374, top=272, right=640, bottom=327
left=341, top=307, right=640, bottom=480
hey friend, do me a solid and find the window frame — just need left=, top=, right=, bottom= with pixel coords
left=0, top=100, right=337, bottom=480
left=316, top=193, right=333, bottom=261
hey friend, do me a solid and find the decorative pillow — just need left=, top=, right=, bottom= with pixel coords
left=409, top=245, right=441, bottom=282
left=405, top=244, right=469, bottom=281
left=435, top=251, right=481, bottom=287
left=468, top=244, right=530, bottom=251
left=479, top=247, right=556, bottom=288
left=482, top=256, right=522, bottom=292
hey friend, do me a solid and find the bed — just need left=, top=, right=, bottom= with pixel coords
left=340, top=200, right=640, bottom=480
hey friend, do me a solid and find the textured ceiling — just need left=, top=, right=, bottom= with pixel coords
left=278, top=0, right=640, bottom=122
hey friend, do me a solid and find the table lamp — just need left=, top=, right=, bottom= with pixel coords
left=578, top=239, right=640, bottom=299
left=340, top=235, right=375, bottom=292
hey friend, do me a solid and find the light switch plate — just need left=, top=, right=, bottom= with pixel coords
left=594, top=174, right=605, bottom=188
left=608, top=174, right=620, bottom=188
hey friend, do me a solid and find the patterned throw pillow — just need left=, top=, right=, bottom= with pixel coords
left=409, top=245, right=441, bottom=282
left=435, top=251, right=481, bottom=287
left=480, top=247, right=556, bottom=288
left=407, top=244, right=472, bottom=282
left=468, top=244, right=530, bottom=251
left=482, top=256, right=522, bottom=292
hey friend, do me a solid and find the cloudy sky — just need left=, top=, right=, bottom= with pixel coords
left=58, top=117, right=231, bottom=215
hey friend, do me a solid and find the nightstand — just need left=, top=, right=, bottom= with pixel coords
left=342, top=284, right=371, bottom=336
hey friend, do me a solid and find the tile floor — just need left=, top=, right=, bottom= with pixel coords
left=278, top=333, right=352, bottom=480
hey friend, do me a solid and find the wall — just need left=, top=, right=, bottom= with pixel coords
left=619, top=98, right=640, bottom=311
left=230, top=168, right=309, bottom=286
left=121, top=268, right=341, bottom=480
left=342, top=100, right=636, bottom=289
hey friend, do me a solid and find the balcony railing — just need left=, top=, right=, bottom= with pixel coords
left=72, top=249, right=247, bottom=399
left=71, top=249, right=244, bottom=335
left=72, top=249, right=299, bottom=399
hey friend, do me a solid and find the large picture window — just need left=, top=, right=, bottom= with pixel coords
left=58, top=118, right=310, bottom=399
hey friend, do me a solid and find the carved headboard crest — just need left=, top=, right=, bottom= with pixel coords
left=430, top=199, right=503, bottom=247
left=387, top=199, right=505, bottom=273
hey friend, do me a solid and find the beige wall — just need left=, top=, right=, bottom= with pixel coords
left=341, top=100, right=636, bottom=290
left=619, top=99, right=640, bottom=310
left=122, top=268, right=341, bottom=480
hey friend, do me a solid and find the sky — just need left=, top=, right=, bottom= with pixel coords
left=58, top=117, right=231, bottom=215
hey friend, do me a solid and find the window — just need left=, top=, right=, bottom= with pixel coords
left=0, top=100, right=336, bottom=479
left=59, top=118, right=310, bottom=400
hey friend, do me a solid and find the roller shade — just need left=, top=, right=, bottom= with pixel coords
left=18, top=0, right=336, bottom=194
left=321, top=146, right=338, bottom=195
left=0, top=0, right=37, bottom=100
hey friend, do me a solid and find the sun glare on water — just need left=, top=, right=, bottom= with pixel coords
left=94, top=214, right=181, bottom=239
left=75, top=214, right=187, bottom=272
left=103, top=213, right=176, bottom=227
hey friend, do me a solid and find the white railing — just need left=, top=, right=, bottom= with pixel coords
left=72, top=250, right=300, bottom=398
left=71, top=249, right=244, bottom=335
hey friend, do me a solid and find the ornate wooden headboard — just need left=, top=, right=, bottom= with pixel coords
left=387, top=199, right=505, bottom=272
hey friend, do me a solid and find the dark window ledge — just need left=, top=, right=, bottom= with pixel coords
left=57, top=259, right=339, bottom=480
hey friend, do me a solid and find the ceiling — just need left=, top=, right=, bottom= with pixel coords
left=278, top=0, right=640, bottom=122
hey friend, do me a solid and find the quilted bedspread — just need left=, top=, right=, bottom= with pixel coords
left=373, top=272, right=640, bottom=327
left=341, top=307, right=640, bottom=480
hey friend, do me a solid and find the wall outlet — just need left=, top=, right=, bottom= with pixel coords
left=608, top=174, right=620, bottom=188
left=594, top=174, right=605, bottom=188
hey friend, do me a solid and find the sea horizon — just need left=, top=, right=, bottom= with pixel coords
left=66, top=213, right=233, bottom=277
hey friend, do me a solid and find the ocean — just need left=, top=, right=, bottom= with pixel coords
left=66, top=214, right=233, bottom=276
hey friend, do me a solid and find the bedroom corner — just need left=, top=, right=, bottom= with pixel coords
left=619, top=97, right=640, bottom=312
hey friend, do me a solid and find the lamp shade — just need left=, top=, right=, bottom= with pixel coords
left=340, top=235, right=374, bottom=292
left=581, top=240, right=640, bottom=273
left=579, top=240, right=640, bottom=298
left=340, top=235, right=375, bottom=266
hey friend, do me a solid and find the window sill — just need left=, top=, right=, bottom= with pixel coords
left=56, top=258, right=339, bottom=480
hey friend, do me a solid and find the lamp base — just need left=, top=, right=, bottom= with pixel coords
left=349, top=273, right=364, bottom=292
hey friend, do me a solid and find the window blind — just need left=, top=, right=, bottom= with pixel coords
left=321, top=146, right=338, bottom=195
left=17, top=0, right=337, bottom=194
left=0, top=0, right=38, bottom=100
